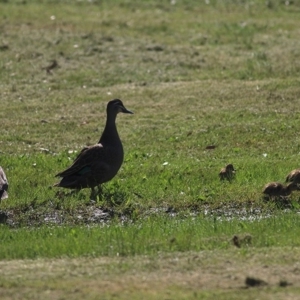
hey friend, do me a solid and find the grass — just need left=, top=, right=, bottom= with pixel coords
left=1, top=214, right=300, bottom=298
left=1, top=247, right=300, bottom=299
left=1, top=212, right=300, bottom=259
left=2, top=79, right=300, bottom=223
left=1, top=0, right=300, bottom=298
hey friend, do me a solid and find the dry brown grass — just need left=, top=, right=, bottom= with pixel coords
left=1, top=247, right=300, bottom=299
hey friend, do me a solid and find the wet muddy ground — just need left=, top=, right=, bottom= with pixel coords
left=0, top=200, right=287, bottom=228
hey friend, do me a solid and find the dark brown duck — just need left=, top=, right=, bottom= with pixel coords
left=54, top=99, right=133, bottom=198
left=219, top=164, right=236, bottom=181
left=262, top=182, right=298, bottom=200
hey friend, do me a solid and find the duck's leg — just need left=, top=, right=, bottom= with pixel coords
left=94, top=185, right=103, bottom=201
left=96, top=185, right=103, bottom=196
left=90, top=187, right=97, bottom=200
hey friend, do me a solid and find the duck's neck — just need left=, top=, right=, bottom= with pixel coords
left=99, top=113, right=119, bottom=144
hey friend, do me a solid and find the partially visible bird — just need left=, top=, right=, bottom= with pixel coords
left=262, top=182, right=298, bottom=200
left=219, top=164, right=236, bottom=181
left=0, top=166, right=8, bottom=200
left=232, top=234, right=252, bottom=248
left=54, top=99, right=133, bottom=199
left=43, top=59, right=58, bottom=74
left=285, top=168, right=300, bottom=184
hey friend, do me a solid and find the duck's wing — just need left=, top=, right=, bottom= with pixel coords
left=263, top=182, right=283, bottom=194
left=55, top=144, right=106, bottom=178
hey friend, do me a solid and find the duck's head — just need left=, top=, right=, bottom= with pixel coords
left=107, top=99, right=133, bottom=115
left=225, top=164, right=235, bottom=172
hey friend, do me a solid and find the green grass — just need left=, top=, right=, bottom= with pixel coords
left=1, top=0, right=300, bottom=298
left=1, top=0, right=300, bottom=233
left=0, top=0, right=300, bottom=232
left=0, top=212, right=300, bottom=259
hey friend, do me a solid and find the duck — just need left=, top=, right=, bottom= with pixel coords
left=219, top=164, right=236, bottom=181
left=54, top=99, right=133, bottom=199
left=262, top=181, right=298, bottom=200
left=0, top=166, right=8, bottom=200
left=232, top=234, right=252, bottom=248
left=285, top=168, right=300, bottom=184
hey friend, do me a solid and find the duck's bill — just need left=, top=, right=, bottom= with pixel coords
left=122, top=107, right=134, bottom=114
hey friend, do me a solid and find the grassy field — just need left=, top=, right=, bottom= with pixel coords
left=1, top=0, right=300, bottom=298
left=1, top=213, right=300, bottom=259
left=1, top=247, right=300, bottom=300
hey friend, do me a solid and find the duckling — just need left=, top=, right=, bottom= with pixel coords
left=262, top=182, right=298, bottom=200
left=0, top=166, right=8, bottom=200
left=54, top=99, right=133, bottom=199
left=285, top=168, right=300, bottom=184
left=232, top=234, right=252, bottom=248
left=219, top=164, right=236, bottom=181
left=43, top=59, right=58, bottom=74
